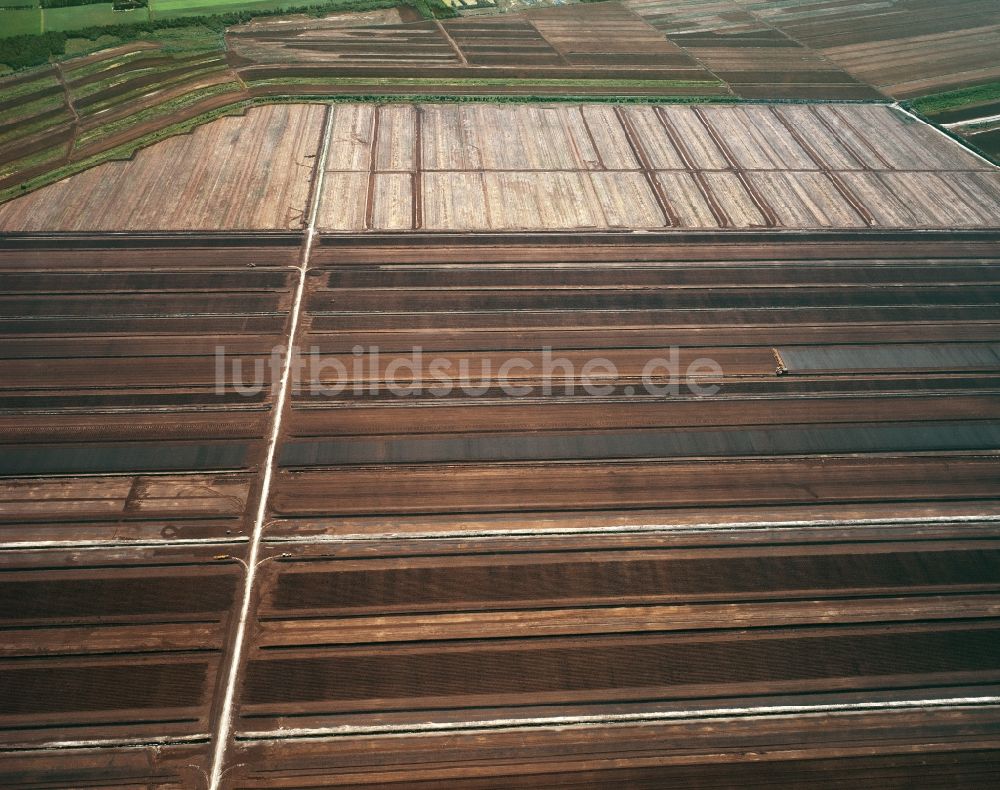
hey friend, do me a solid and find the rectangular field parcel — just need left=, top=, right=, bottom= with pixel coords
left=0, top=234, right=301, bottom=782
left=0, top=104, right=324, bottom=231
left=229, top=230, right=1000, bottom=786
left=314, top=102, right=999, bottom=232
left=2, top=219, right=1000, bottom=787
left=2, top=101, right=995, bottom=233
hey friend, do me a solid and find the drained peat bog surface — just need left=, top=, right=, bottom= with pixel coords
left=1, top=101, right=997, bottom=232
left=4, top=227, right=1000, bottom=787
left=2, top=3, right=1000, bottom=787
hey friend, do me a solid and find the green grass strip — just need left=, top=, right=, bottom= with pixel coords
left=907, top=81, right=1000, bottom=117
left=0, top=90, right=65, bottom=123
left=246, top=76, right=726, bottom=90
left=61, top=48, right=158, bottom=78
left=75, top=62, right=228, bottom=114
left=0, top=142, right=66, bottom=181
left=0, top=106, right=72, bottom=146
left=1, top=98, right=251, bottom=202
left=74, top=78, right=241, bottom=146
left=72, top=54, right=223, bottom=99
left=0, top=71, right=60, bottom=102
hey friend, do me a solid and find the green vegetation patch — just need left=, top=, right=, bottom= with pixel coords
left=42, top=0, right=143, bottom=8
left=908, top=81, right=1000, bottom=117
left=143, top=23, right=224, bottom=51
left=74, top=77, right=241, bottom=146
left=0, top=142, right=66, bottom=181
left=152, top=0, right=323, bottom=16
left=44, top=4, right=151, bottom=31
left=246, top=76, right=726, bottom=90
left=0, top=9, right=42, bottom=36
left=0, top=107, right=72, bottom=146
left=0, top=90, right=65, bottom=123
left=1, top=94, right=249, bottom=200
left=0, top=70, right=59, bottom=102
left=71, top=52, right=223, bottom=100
left=0, top=31, right=68, bottom=68
left=64, top=33, right=121, bottom=53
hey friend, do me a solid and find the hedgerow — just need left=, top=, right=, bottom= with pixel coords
left=0, top=33, right=69, bottom=70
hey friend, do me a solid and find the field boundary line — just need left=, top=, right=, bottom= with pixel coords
left=413, top=104, right=423, bottom=230
left=653, top=106, right=730, bottom=227
left=234, top=696, right=1000, bottom=741
left=825, top=104, right=893, bottom=169
left=618, top=2, right=734, bottom=98
left=692, top=106, right=779, bottom=227
left=612, top=106, right=675, bottom=227
left=805, top=105, right=871, bottom=170
left=434, top=19, right=468, bottom=66
left=206, top=102, right=335, bottom=790
left=945, top=113, right=1000, bottom=130
left=767, top=106, right=875, bottom=226
left=364, top=105, right=380, bottom=231
left=51, top=60, right=80, bottom=157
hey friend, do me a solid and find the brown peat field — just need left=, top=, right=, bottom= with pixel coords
left=1, top=1, right=1000, bottom=788
left=1, top=101, right=998, bottom=232
left=1, top=0, right=999, bottom=201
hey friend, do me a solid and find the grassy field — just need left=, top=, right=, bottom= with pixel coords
left=44, top=5, right=151, bottom=30
left=0, top=4, right=149, bottom=37
left=908, top=82, right=1000, bottom=118
left=0, top=0, right=335, bottom=37
left=245, top=76, right=727, bottom=91
left=150, top=0, right=313, bottom=16
left=2, top=8, right=43, bottom=35
left=0, top=91, right=64, bottom=124
left=74, top=79, right=241, bottom=147
left=0, top=0, right=447, bottom=41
